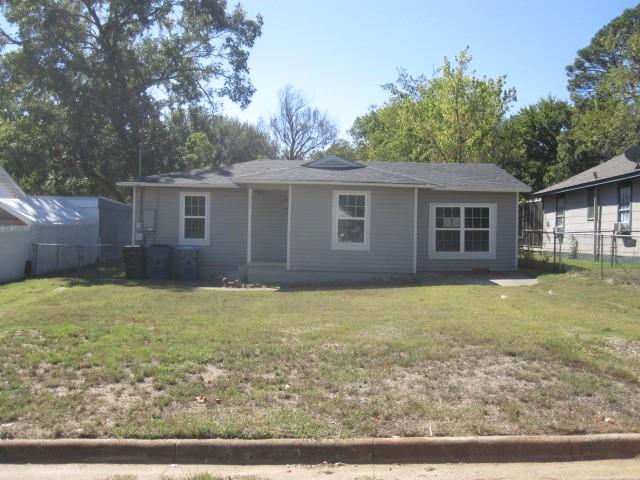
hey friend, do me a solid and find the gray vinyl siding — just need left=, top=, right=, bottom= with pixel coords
left=541, top=178, right=640, bottom=258
left=135, top=186, right=247, bottom=276
left=134, top=184, right=521, bottom=279
left=251, top=189, right=288, bottom=262
left=416, top=190, right=518, bottom=272
left=97, top=198, right=131, bottom=247
left=289, top=185, right=415, bottom=273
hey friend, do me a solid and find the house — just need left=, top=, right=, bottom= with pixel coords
left=0, top=165, right=131, bottom=282
left=117, top=156, right=529, bottom=284
left=534, top=149, right=640, bottom=260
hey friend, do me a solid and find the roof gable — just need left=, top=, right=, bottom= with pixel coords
left=0, top=165, right=26, bottom=199
left=536, top=148, right=640, bottom=195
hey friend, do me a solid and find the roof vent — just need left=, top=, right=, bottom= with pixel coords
left=624, top=145, right=640, bottom=169
left=302, top=156, right=364, bottom=170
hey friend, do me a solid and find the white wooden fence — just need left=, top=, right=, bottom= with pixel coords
left=0, top=224, right=33, bottom=283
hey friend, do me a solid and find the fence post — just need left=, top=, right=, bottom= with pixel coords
left=32, top=242, right=38, bottom=276
left=558, top=235, right=563, bottom=272
left=610, top=234, right=615, bottom=267
left=599, top=233, right=604, bottom=280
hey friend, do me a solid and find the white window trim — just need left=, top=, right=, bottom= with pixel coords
left=618, top=182, right=632, bottom=225
left=179, top=191, right=211, bottom=246
left=428, top=203, right=497, bottom=260
left=331, top=190, right=371, bottom=251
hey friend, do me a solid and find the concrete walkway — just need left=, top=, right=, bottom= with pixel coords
left=419, top=272, right=538, bottom=287
left=2, top=459, right=640, bottom=480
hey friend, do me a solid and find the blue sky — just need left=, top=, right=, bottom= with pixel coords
left=223, top=0, right=638, bottom=136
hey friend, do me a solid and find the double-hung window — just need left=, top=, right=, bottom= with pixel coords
left=618, top=182, right=632, bottom=227
left=429, top=204, right=496, bottom=259
left=555, top=194, right=565, bottom=230
left=332, top=191, right=370, bottom=250
left=179, top=191, right=210, bottom=245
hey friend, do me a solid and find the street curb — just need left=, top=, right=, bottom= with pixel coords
left=1, top=434, right=640, bottom=464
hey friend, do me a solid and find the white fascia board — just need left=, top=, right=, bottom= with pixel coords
left=434, top=186, right=532, bottom=193
left=116, top=181, right=238, bottom=189
left=232, top=179, right=430, bottom=189
left=118, top=180, right=530, bottom=193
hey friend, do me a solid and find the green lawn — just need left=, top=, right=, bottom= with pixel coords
left=0, top=262, right=639, bottom=439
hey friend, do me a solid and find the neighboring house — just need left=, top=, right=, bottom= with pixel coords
left=117, top=156, right=530, bottom=284
left=0, top=165, right=131, bottom=282
left=534, top=150, right=640, bottom=260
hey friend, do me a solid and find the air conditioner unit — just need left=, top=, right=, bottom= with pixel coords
left=614, top=222, right=631, bottom=234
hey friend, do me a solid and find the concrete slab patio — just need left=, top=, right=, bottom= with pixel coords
left=418, top=272, right=538, bottom=287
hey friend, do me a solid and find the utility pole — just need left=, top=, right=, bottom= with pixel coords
left=138, top=144, right=143, bottom=178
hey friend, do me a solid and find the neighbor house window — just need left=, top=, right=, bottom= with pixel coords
left=428, top=203, right=496, bottom=259
left=618, top=182, right=632, bottom=226
left=555, top=194, right=565, bottom=230
left=586, top=188, right=595, bottom=221
left=179, top=191, right=210, bottom=245
left=331, top=191, right=370, bottom=250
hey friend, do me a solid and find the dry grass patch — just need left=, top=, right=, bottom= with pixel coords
left=1, top=263, right=640, bottom=438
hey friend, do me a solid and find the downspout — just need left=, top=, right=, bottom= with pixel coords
left=131, top=186, right=137, bottom=245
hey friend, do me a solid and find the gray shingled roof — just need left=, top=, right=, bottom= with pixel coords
left=118, top=159, right=531, bottom=192
left=536, top=152, right=640, bottom=196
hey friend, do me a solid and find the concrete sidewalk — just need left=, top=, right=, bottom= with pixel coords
left=2, top=459, right=640, bottom=479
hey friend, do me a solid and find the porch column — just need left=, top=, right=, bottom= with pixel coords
left=413, top=188, right=418, bottom=274
left=286, top=185, right=292, bottom=270
left=514, top=192, right=519, bottom=271
left=247, top=188, right=253, bottom=264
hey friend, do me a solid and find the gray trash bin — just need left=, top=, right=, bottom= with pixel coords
left=145, top=244, right=173, bottom=280
left=174, top=246, right=199, bottom=281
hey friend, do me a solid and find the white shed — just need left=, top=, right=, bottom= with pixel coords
left=0, top=166, right=131, bottom=282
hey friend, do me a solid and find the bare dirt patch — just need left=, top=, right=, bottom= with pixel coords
left=606, top=336, right=640, bottom=360
left=189, top=364, right=227, bottom=384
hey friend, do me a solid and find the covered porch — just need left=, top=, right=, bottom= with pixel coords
left=246, top=186, right=290, bottom=278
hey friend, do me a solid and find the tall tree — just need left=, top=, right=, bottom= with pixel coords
left=166, top=107, right=276, bottom=168
left=350, top=48, right=516, bottom=163
left=0, top=0, right=263, bottom=198
left=554, top=4, right=640, bottom=182
left=269, top=86, right=337, bottom=159
left=496, top=97, right=572, bottom=192
left=311, top=139, right=362, bottom=161
left=566, top=5, right=640, bottom=103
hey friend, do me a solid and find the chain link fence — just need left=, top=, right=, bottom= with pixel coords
left=32, top=242, right=123, bottom=276
left=520, top=229, right=640, bottom=282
